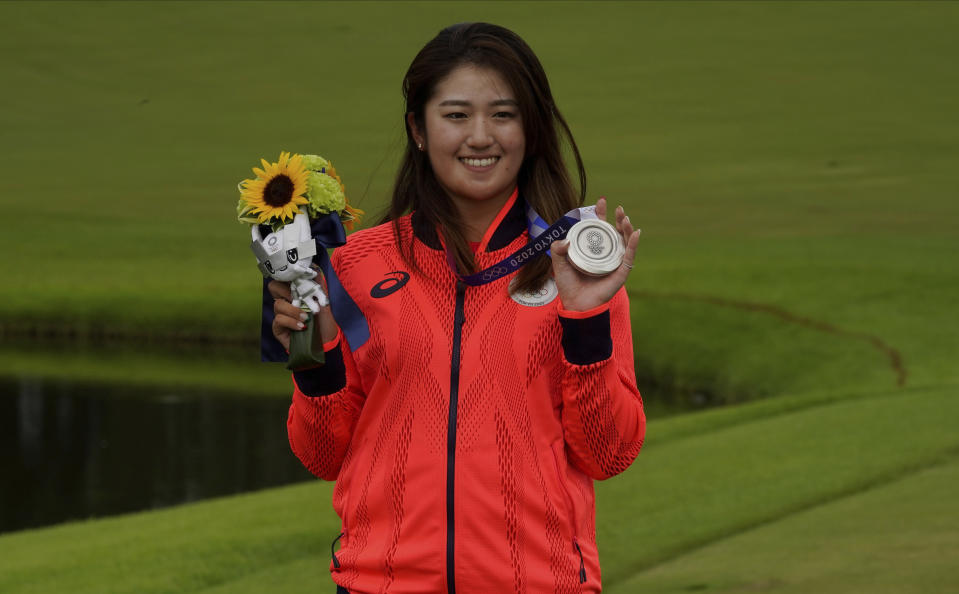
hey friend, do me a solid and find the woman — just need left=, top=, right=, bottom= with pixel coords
left=271, top=22, right=645, bottom=593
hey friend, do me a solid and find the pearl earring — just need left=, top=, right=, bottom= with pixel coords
left=417, top=143, right=424, bottom=151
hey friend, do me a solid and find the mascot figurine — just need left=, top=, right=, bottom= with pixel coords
left=237, top=152, right=362, bottom=370
left=251, top=213, right=328, bottom=310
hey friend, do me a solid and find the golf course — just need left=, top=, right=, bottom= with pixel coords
left=1, top=1, right=957, bottom=592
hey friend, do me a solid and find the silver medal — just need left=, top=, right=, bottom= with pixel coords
left=565, top=219, right=625, bottom=276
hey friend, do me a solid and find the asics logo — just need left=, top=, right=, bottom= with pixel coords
left=371, top=271, right=410, bottom=298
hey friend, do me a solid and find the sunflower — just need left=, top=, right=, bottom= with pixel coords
left=238, top=151, right=309, bottom=225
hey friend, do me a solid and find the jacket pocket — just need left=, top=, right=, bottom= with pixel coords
left=331, top=531, right=345, bottom=572
left=550, top=441, right=587, bottom=585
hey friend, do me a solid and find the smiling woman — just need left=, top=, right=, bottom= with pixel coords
left=267, top=22, right=645, bottom=594
left=407, top=65, right=526, bottom=240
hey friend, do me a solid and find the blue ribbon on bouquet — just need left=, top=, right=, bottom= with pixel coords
left=260, top=213, right=370, bottom=362
left=447, top=203, right=598, bottom=286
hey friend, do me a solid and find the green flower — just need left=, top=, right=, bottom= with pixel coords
left=299, top=154, right=332, bottom=172
left=305, top=170, right=346, bottom=215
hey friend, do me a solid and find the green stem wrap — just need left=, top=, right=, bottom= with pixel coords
left=286, top=309, right=325, bottom=371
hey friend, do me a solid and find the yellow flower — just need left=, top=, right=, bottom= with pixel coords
left=341, top=202, right=365, bottom=231
left=238, top=151, right=310, bottom=224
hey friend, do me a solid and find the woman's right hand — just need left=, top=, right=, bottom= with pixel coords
left=269, top=272, right=340, bottom=352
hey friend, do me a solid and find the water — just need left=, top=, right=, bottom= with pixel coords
left=0, top=365, right=716, bottom=536
left=1, top=376, right=312, bottom=535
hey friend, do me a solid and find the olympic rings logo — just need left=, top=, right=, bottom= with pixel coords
left=481, top=266, right=509, bottom=281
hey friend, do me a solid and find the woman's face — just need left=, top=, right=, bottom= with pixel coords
left=409, top=64, right=526, bottom=214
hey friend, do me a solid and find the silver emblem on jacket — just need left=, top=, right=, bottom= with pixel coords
left=509, top=277, right=559, bottom=307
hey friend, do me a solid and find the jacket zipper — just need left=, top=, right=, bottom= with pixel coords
left=446, top=280, right=467, bottom=594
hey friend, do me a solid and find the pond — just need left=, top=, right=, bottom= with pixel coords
left=1, top=376, right=312, bottom=535
left=1, top=360, right=715, bottom=536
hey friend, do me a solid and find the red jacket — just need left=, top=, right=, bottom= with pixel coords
left=288, top=192, right=645, bottom=593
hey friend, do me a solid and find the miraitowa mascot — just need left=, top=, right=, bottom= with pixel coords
left=251, top=213, right=327, bottom=310
left=237, top=152, right=363, bottom=370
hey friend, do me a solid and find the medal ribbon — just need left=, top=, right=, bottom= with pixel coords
left=448, top=202, right=597, bottom=286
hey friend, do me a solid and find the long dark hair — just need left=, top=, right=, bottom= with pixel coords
left=384, top=22, right=586, bottom=293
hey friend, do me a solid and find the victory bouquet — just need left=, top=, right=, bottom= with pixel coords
left=237, top=151, right=363, bottom=370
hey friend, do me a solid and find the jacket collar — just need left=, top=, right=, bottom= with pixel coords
left=410, top=188, right=527, bottom=252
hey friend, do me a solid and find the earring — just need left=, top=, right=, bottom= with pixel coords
left=417, top=143, right=424, bottom=151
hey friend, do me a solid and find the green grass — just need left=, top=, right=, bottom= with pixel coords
left=0, top=481, right=336, bottom=594
left=612, top=448, right=959, bottom=593
left=0, top=339, right=290, bottom=397
left=2, top=1, right=958, bottom=592
left=599, top=384, right=959, bottom=588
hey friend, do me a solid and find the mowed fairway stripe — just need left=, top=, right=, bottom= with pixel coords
left=609, top=452, right=959, bottom=593
left=596, top=385, right=959, bottom=586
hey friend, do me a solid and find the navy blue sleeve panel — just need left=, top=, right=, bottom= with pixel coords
left=292, top=342, right=347, bottom=397
left=559, top=309, right=613, bottom=366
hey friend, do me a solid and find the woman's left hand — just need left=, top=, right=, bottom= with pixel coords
left=549, top=197, right=641, bottom=312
